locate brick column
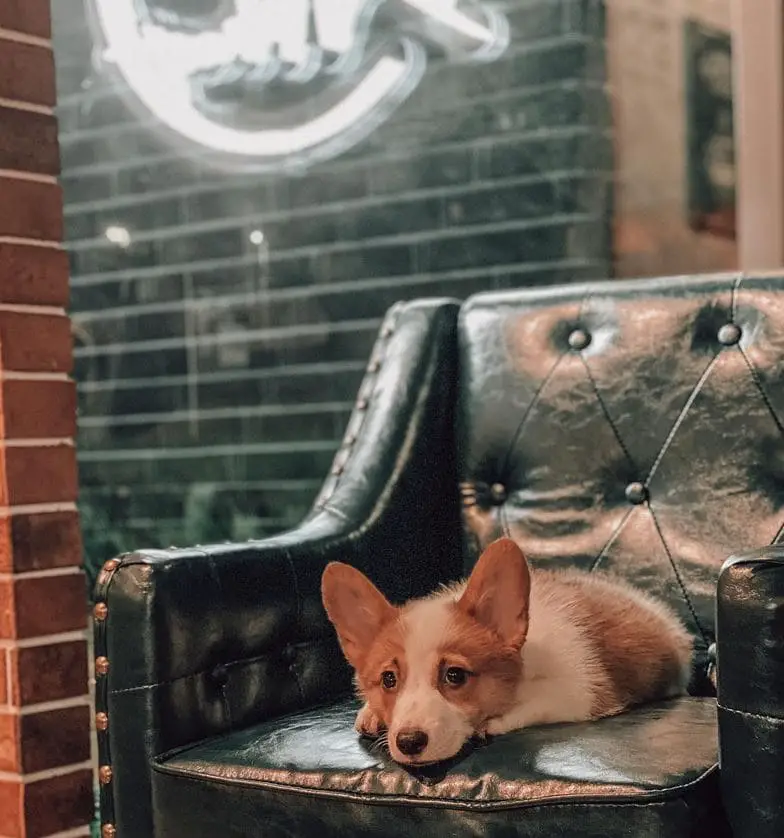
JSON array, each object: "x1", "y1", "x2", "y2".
[{"x1": 0, "y1": 3, "x2": 94, "y2": 837}]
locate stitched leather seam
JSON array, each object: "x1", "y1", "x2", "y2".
[
  {"x1": 717, "y1": 702, "x2": 784, "y2": 723},
  {"x1": 580, "y1": 306, "x2": 647, "y2": 573},
  {"x1": 579, "y1": 353, "x2": 638, "y2": 473},
  {"x1": 647, "y1": 504, "x2": 709, "y2": 644},
  {"x1": 108, "y1": 639, "x2": 332, "y2": 695},
  {"x1": 738, "y1": 344, "x2": 784, "y2": 436},
  {"x1": 481, "y1": 294, "x2": 588, "y2": 541},
  {"x1": 634, "y1": 347, "x2": 722, "y2": 647},
  {"x1": 773, "y1": 519, "x2": 784, "y2": 545},
  {"x1": 736, "y1": 274, "x2": 784, "y2": 552},
  {"x1": 646, "y1": 351, "x2": 720, "y2": 485},
  {"x1": 497, "y1": 293, "x2": 589, "y2": 480},
  {"x1": 499, "y1": 351, "x2": 566, "y2": 480},
  {"x1": 500, "y1": 493, "x2": 511, "y2": 539},
  {"x1": 590, "y1": 505, "x2": 635, "y2": 572},
  {"x1": 284, "y1": 549, "x2": 306, "y2": 705},
  {"x1": 151, "y1": 761, "x2": 718, "y2": 812},
  {"x1": 730, "y1": 272, "x2": 742, "y2": 321},
  {"x1": 207, "y1": 552, "x2": 234, "y2": 727},
  {"x1": 315, "y1": 305, "x2": 401, "y2": 510}
]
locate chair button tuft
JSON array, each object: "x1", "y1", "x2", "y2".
[
  {"x1": 625, "y1": 482, "x2": 647, "y2": 505},
  {"x1": 718, "y1": 323, "x2": 741, "y2": 346},
  {"x1": 568, "y1": 328, "x2": 591, "y2": 351},
  {"x1": 490, "y1": 483, "x2": 507, "y2": 505}
]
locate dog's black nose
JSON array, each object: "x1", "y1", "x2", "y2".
[{"x1": 396, "y1": 730, "x2": 428, "y2": 756}]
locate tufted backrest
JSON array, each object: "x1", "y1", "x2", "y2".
[{"x1": 456, "y1": 273, "x2": 784, "y2": 690}]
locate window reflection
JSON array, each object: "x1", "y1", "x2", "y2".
[{"x1": 52, "y1": 0, "x2": 735, "y2": 585}]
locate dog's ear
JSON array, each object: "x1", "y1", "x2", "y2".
[
  {"x1": 457, "y1": 538, "x2": 531, "y2": 650},
  {"x1": 321, "y1": 563, "x2": 396, "y2": 668}
]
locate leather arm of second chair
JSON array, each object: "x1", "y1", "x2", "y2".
[
  {"x1": 716, "y1": 546, "x2": 784, "y2": 838},
  {"x1": 92, "y1": 297, "x2": 466, "y2": 838}
]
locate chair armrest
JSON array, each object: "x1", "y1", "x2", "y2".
[
  {"x1": 717, "y1": 546, "x2": 784, "y2": 838},
  {"x1": 94, "y1": 298, "x2": 463, "y2": 838}
]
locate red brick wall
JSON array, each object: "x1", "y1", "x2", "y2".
[{"x1": 0, "y1": 2, "x2": 92, "y2": 836}]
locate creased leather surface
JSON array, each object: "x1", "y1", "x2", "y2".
[
  {"x1": 457, "y1": 273, "x2": 784, "y2": 691},
  {"x1": 94, "y1": 299, "x2": 464, "y2": 838},
  {"x1": 152, "y1": 698, "x2": 725, "y2": 838},
  {"x1": 717, "y1": 547, "x2": 784, "y2": 838},
  {"x1": 156, "y1": 697, "x2": 717, "y2": 802},
  {"x1": 154, "y1": 778, "x2": 728, "y2": 838}
]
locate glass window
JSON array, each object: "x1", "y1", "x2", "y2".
[{"x1": 51, "y1": 0, "x2": 736, "y2": 585}]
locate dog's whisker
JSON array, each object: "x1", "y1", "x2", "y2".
[{"x1": 370, "y1": 733, "x2": 390, "y2": 756}]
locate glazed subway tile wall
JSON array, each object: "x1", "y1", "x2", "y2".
[{"x1": 50, "y1": 0, "x2": 734, "y2": 587}]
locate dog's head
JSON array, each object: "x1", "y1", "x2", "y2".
[{"x1": 321, "y1": 538, "x2": 530, "y2": 764}]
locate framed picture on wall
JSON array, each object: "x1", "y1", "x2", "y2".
[{"x1": 685, "y1": 19, "x2": 736, "y2": 240}]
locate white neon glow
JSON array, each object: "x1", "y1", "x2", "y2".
[
  {"x1": 94, "y1": 0, "x2": 416, "y2": 158},
  {"x1": 104, "y1": 225, "x2": 131, "y2": 248},
  {"x1": 249, "y1": 229, "x2": 265, "y2": 245},
  {"x1": 90, "y1": 0, "x2": 507, "y2": 166},
  {"x1": 403, "y1": 0, "x2": 495, "y2": 45}
]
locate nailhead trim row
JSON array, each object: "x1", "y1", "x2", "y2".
[
  {"x1": 314, "y1": 307, "x2": 401, "y2": 510},
  {"x1": 93, "y1": 555, "x2": 128, "y2": 837}
]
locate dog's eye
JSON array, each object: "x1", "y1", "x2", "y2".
[
  {"x1": 381, "y1": 671, "x2": 397, "y2": 690},
  {"x1": 444, "y1": 666, "x2": 470, "y2": 687}
]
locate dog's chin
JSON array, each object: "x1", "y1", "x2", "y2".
[
  {"x1": 389, "y1": 733, "x2": 486, "y2": 768},
  {"x1": 388, "y1": 738, "x2": 485, "y2": 786},
  {"x1": 390, "y1": 753, "x2": 447, "y2": 767},
  {"x1": 395, "y1": 758, "x2": 427, "y2": 767},
  {"x1": 394, "y1": 756, "x2": 459, "y2": 770}
]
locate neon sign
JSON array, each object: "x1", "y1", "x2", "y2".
[{"x1": 88, "y1": 0, "x2": 508, "y2": 170}]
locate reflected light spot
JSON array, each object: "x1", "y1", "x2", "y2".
[{"x1": 105, "y1": 225, "x2": 131, "y2": 248}]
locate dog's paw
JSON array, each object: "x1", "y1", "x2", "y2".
[
  {"x1": 484, "y1": 715, "x2": 519, "y2": 737},
  {"x1": 355, "y1": 704, "x2": 385, "y2": 737}
]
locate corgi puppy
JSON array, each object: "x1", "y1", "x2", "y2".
[{"x1": 321, "y1": 537, "x2": 693, "y2": 766}]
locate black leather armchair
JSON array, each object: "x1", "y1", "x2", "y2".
[{"x1": 93, "y1": 274, "x2": 784, "y2": 838}]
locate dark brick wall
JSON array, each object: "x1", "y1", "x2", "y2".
[{"x1": 52, "y1": 0, "x2": 612, "y2": 582}]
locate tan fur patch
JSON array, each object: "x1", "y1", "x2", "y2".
[
  {"x1": 356, "y1": 613, "x2": 407, "y2": 730},
  {"x1": 536, "y1": 570, "x2": 693, "y2": 717},
  {"x1": 436, "y1": 604, "x2": 524, "y2": 728}
]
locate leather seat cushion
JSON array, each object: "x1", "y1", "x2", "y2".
[{"x1": 151, "y1": 696, "x2": 728, "y2": 837}]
